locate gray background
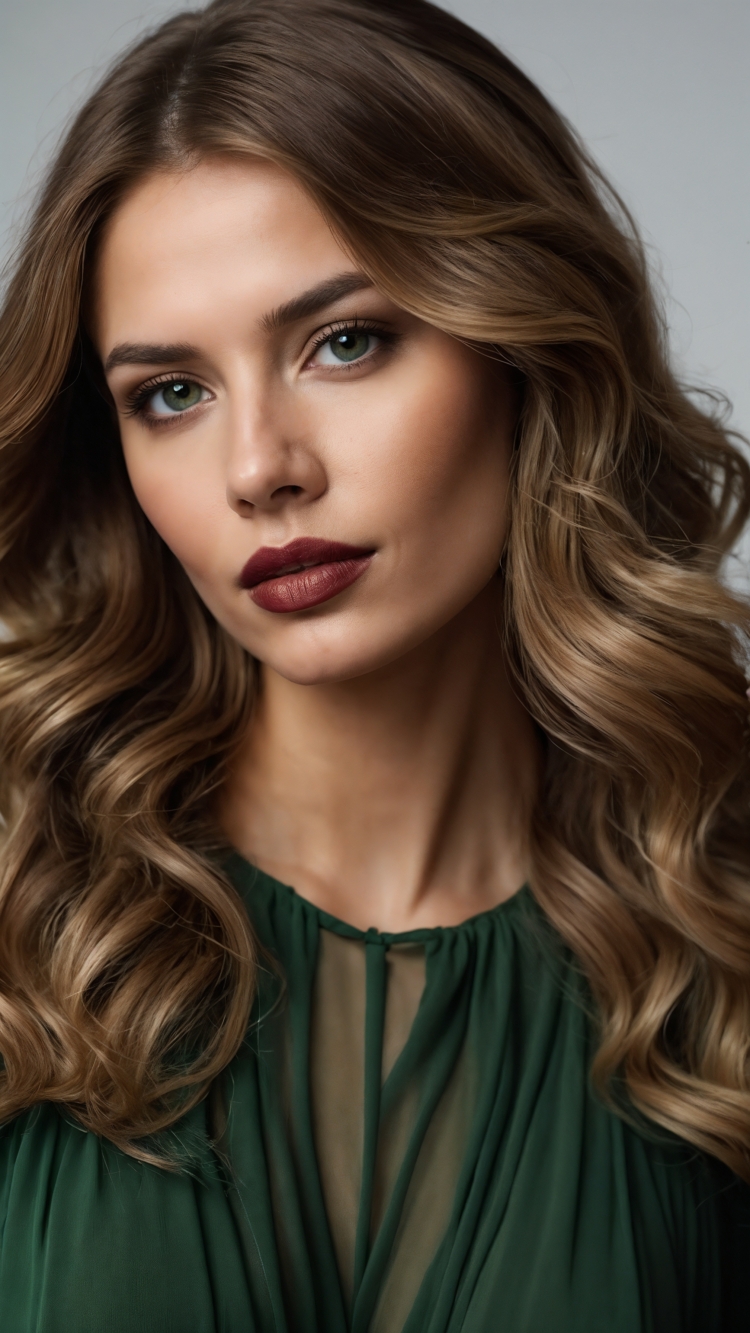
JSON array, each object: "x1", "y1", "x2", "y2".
[{"x1": 1, "y1": 0, "x2": 748, "y2": 579}]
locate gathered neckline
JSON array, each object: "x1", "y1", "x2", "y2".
[{"x1": 226, "y1": 849, "x2": 531, "y2": 944}]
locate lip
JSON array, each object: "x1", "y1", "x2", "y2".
[{"x1": 239, "y1": 537, "x2": 375, "y2": 613}]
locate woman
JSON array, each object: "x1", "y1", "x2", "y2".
[{"x1": 0, "y1": 0, "x2": 748, "y2": 1328}]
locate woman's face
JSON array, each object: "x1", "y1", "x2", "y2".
[{"x1": 93, "y1": 157, "x2": 515, "y2": 684}]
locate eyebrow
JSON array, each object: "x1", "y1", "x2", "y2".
[
  {"x1": 103, "y1": 272, "x2": 375, "y2": 373},
  {"x1": 103, "y1": 341, "x2": 199, "y2": 373},
  {"x1": 261, "y1": 271, "x2": 373, "y2": 332}
]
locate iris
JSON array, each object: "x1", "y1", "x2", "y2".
[
  {"x1": 155, "y1": 380, "x2": 203, "y2": 413},
  {"x1": 328, "y1": 330, "x2": 371, "y2": 362}
]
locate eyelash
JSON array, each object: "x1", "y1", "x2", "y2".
[
  {"x1": 122, "y1": 318, "x2": 396, "y2": 426},
  {"x1": 123, "y1": 376, "x2": 204, "y2": 422},
  {"x1": 306, "y1": 317, "x2": 395, "y2": 364}
]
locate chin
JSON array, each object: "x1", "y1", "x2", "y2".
[
  {"x1": 255, "y1": 640, "x2": 401, "y2": 687},
  {"x1": 228, "y1": 581, "x2": 502, "y2": 685},
  {"x1": 244, "y1": 615, "x2": 440, "y2": 686}
]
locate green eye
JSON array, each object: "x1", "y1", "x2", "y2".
[
  {"x1": 331, "y1": 331, "x2": 370, "y2": 362},
  {"x1": 152, "y1": 380, "x2": 204, "y2": 414},
  {"x1": 321, "y1": 330, "x2": 374, "y2": 364}
]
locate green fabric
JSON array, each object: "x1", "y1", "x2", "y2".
[{"x1": 0, "y1": 854, "x2": 747, "y2": 1332}]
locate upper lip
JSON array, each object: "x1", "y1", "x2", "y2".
[{"x1": 239, "y1": 537, "x2": 375, "y2": 589}]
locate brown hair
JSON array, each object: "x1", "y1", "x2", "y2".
[{"x1": 1, "y1": 0, "x2": 749, "y2": 1172}]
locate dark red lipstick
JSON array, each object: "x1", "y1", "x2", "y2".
[{"x1": 239, "y1": 537, "x2": 374, "y2": 613}]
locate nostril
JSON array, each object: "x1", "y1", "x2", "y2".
[{"x1": 271, "y1": 484, "x2": 303, "y2": 498}]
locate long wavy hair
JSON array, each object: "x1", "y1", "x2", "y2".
[{"x1": 0, "y1": 0, "x2": 749, "y2": 1172}]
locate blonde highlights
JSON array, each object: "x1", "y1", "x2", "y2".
[{"x1": 0, "y1": 0, "x2": 749, "y2": 1171}]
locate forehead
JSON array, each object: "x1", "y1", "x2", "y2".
[{"x1": 92, "y1": 157, "x2": 350, "y2": 347}]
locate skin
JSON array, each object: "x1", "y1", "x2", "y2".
[{"x1": 93, "y1": 156, "x2": 540, "y2": 932}]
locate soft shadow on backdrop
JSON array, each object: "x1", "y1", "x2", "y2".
[{"x1": 1, "y1": 0, "x2": 748, "y2": 584}]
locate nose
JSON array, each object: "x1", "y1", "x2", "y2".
[{"x1": 225, "y1": 381, "x2": 327, "y2": 514}]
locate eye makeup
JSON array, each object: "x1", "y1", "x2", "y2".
[{"x1": 119, "y1": 317, "x2": 399, "y2": 429}]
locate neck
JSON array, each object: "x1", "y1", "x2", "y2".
[{"x1": 219, "y1": 582, "x2": 540, "y2": 932}]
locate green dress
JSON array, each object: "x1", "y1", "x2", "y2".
[{"x1": 0, "y1": 854, "x2": 747, "y2": 1332}]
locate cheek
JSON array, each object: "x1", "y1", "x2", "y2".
[
  {"x1": 121, "y1": 434, "x2": 222, "y2": 576},
  {"x1": 367, "y1": 356, "x2": 512, "y2": 559}
]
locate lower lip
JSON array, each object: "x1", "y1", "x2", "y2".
[{"x1": 248, "y1": 556, "x2": 373, "y2": 613}]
